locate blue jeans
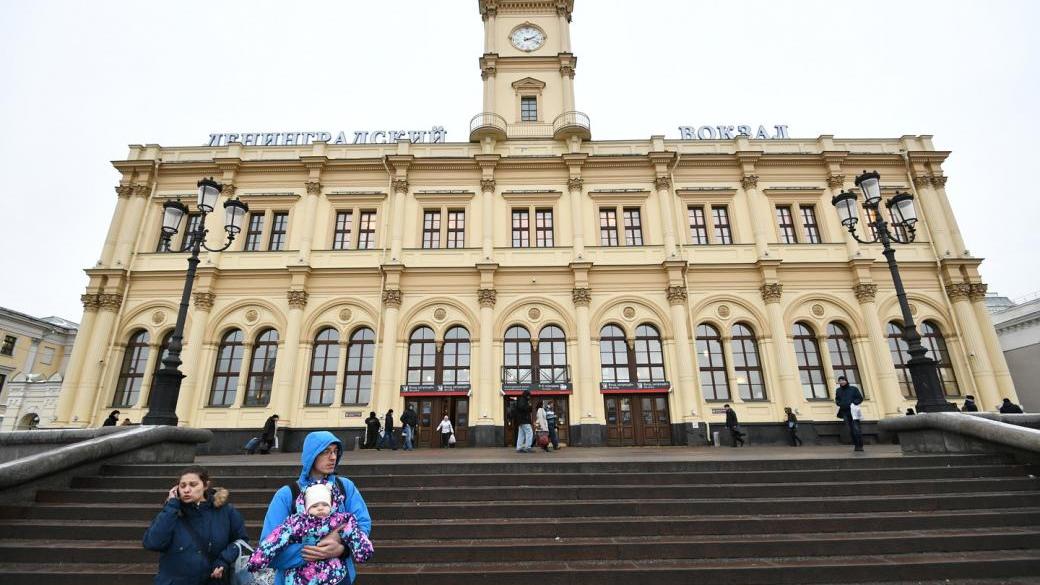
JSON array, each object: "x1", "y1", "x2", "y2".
[
  {"x1": 547, "y1": 424, "x2": 559, "y2": 449},
  {"x1": 402, "y1": 426, "x2": 414, "y2": 450},
  {"x1": 516, "y1": 423, "x2": 533, "y2": 451}
]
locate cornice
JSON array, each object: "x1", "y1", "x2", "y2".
[
  {"x1": 501, "y1": 190, "x2": 562, "y2": 202},
  {"x1": 907, "y1": 151, "x2": 952, "y2": 165},
  {"x1": 761, "y1": 186, "x2": 826, "y2": 197},
  {"x1": 675, "y1": 187, "x2": 738, "y2": 198},
  {"x1": 414, "y1": 190, "x2": 476, "y2": 202},
  {"x1": 325, "y1": 191, "x2": 387, "y2": 203}
]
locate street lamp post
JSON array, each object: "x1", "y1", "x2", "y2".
[
  {"x1": 831, "y1": 171, "x2": 957, "y2": 413},
  {"x1": 142, "y1": 178, "x2": 248, "y2": 425}
]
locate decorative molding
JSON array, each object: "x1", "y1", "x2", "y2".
[
  {"x1": 222, "y1": 184, "x2": 236, "y2": 198},
  {"x1": 654, "y1": 176, "x2": 673, "y2": 191},
  {"x1": 913, "y1": 175, "x2": 932, "y2": 188},
  {"x1": 759, "y1": 283, "x2": 783, "y2": 303},
  {"x1": 80, "y1": 294, "x2": 101, "y2": 312},
  {"x1": 741, "y1": 175, "x2": 759, "y2": 190},
  {"x1": 852, "y1": 283, "x2": 878, "y2": 304},
  {"x1": 827, "y1": 175, "x2": 846, "y2": 188},
  {"x1": 559, "y1": 64, "x2": 575, "y2": 78},
  {"x1": 305, "y1": 181, "x2": 322, "y2": 196},
  {"x1": 193, "y1": 292, "x2": 216, "y2": 311},
  {"x1": 391, "y1": 179, "x2": 409, "y2": 194},
  {"x1": 969, "y1": 283, "x2": 988, "y2": 303},
  {"x1": 287, "y1": 290, "x2": 309, "y2": 310},
  {"x1": 665, "y1": 285, "x2": 688, "y2": 305},
  {"x1": 481, "y1": 66, "x2": 496, "y2": 80},
  {"x1": 572, "y1": 287, "x2": 592, "y2": 307},
  {"x1": 382, "y1": 288, "x2": 403, "y2": 308},
  {"x1": 97, "y1": 293, "x2": 123, "y2": 312},
  {"x1": 567, "y1": 177, "x2": 583, "y2": 191},
  {"x1": 945, "y1": 282, "x2": 972, "y2": 301},
  {"x1": 131, "y1": 184, "x2": 151, "y2": 198},
  {"x1": 115, "y1": 185, "x2": 133, "y2": 198},
  {"x1": 501, "y1": 190, "x2": 562, "y2": 203},
  {"x1": 477, "y1": 288, "x2": 497, "y2": 308},
  {"x1": 931, "y1": 175, "x2": 948, "y2": 188},
  {"x1": 480, "y1": 178, "x2": 496, "y2": 193}
]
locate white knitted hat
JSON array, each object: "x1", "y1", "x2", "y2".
[{"x1": 304, "y1": 483, "x2": 332, "y2": 512}]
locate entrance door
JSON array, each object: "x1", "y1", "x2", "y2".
[
  {"x1": 405, "y1": 396, "x2": 469, "y2": 447},
  {"x1": 505, "y1": 396, "x2": 569, "y2": 447},
  {"x1": 604, "y1": 394, "x2": 671, "y2": 446}
]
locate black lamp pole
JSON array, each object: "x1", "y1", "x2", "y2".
[
  {"x1": 142, "y1": 179, "x2": 247, "y2": 426},
  {"x1": 832, "y1": 171, "x2": 956, "y2": 414}
]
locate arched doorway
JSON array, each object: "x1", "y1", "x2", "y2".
[{"x1": 16, "y1": 413, "x2": 40, "y2": 430}]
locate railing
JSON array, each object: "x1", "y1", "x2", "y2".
[
  {"x1": 552, "y1": 110, "x2": 591, "y2": 139},
  {"x1": 506, "y1": 122, "x2": 554, "y2": 139},
  {"x1": 469, "y1": 112, "x2": 507, "y2": 141}
]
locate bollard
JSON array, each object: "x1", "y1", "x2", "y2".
[
  {"x1": 713, "y1": 431, "x2": 721, "y2": 447},
  {"x1": 353, "y1": 436, "x2": 360, "y2": 451}
]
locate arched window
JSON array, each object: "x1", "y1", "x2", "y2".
[
  {"x1": 442, "y1": 326, "x2": 471, "y2": 385},
  {"x1": 209, "y1": 329, "x2": 244, "y2": 406},
  {"x1": 114, "y1": 330, "x2": 149, "y2": 407},
  {"x1": 887, "y1": 322, "x2": 913, "y2": 397},
  {"x1": 793, "y1": 322, "x2": 827, "y2": 399},
  {"x1": 307, "y1": 328, "x2": 340, "y2": 406},
  {"x1": 922, "y1": 320, "x2": 960, "y2": 397},
  {"x1": 696, "y1": 324, "x2": 729, "y2": 401},
  {"x1": 152, "y1": 330, "x2": 174, "y2": 376},
  {"x1": 343, "y1": 327, "x2": 375, "y2": 404},
  {"x1": 538, "y1": 325, "x2": 568, "y2": 383},
  {"x1": 634, "y1": 324, "x2": 666, "y2": 382},
  {"x1": 599, "y1": 324, "x2": 630, "y2": 383},
  {"x1": 731, "y1": 323, "x2": 766, "y2": 400},
  {"x1": 503, "y1": 325, "x2": 532, "y2": 384},
  {"x1": 244, "y1": 329, "x2": 278, "y2": 406},
  {"x1": 407, "y1": 326, "x2": 437, "y2": 385},
  {"x1": 826, "y1": 322, "x2": 861, "y2": 388}
]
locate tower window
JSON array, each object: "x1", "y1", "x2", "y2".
[{"x1": 521, "y1": 96, "x2": 538, "y2": 121}]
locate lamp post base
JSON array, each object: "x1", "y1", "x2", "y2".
[
  {"x1": 908, "y1": 357, "x2": 958, "y2": 413},
  {"x1": 142, "y1": 367, "x2": 184, "y2": 426}
]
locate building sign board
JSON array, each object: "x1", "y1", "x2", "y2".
[
  {"x1": 599, "y1": 381, "x2": 671, "y2": 393},
  {"x1": 678, "y1": 125, "x2": 790, "y2": 140},
  {"x1": 400, "y1": 383, "x2": 470, "y2": 396},
  {"x1": 501, "y1": 383, "x2": 573, "y2": 395},
  {"x1": 206, "y1": 127, "x2": 448, "y2": 147}
]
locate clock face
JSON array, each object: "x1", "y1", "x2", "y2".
[{"x1": 510, "y1": 25, "x2": 545, "y2": 52}]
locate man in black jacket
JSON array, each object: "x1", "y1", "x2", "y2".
[
  {"x1": 400, "y1": 405, "x2": 418, "y2": 451},
  {"x1": 364, "y1": 411, "x2": 380, "y2": 449},
  {"x1": 961, "y1": 395, "x2": 979, "y2": 412},
  {"x1": 999, "y1": 398, "x2": 1024, "y2": 414},
  {"x1": 835, "y1": 376, "x2": 864, "y2": 452},
  {"x1": 259, "y1": 414, "x2": 279, "y2": 454},
  {"x1": 378, "y1": 409, "x2": 397, "y2": 450},
  {"x1": 723, "y1": 404, "x2": 744, "y2": 447},
  {"x1": 514, "y1": 390, "x2": 534, "y2": 452}
]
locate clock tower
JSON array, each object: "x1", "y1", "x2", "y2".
[{"x1": 471, "y1": 0, "x2": 590, "y2": 144}]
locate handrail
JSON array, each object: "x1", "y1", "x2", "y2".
[
  {"x1": 878, "y1": 412, "x2": 1040, "y2": 454},
  {"x1": 552, "y1": 110, "x2": 591, "y2": 133},
  {"x1": 469, "y1": 112, "x2": 507, "y2": 134}
]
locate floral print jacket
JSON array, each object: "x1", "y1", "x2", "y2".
[{"x1": 248, "y1": 511, "x2": 373, "y2": 585}]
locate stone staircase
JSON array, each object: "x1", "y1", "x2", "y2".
[{"x1": 1, "y1": 453, "x2": 1039, "y2": 584}]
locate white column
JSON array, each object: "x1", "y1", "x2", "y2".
[
  {"x1": 176, "y1": 292, "x2": 215, "y2": 425},
  {"x1": 742, "y1": 176, "x2": 772, "y2": 258},
  {"x1": 477, "y1": 289, "x2": 496, "y2": 427},
  {"x1": 655, "y1": 177, "x2": 678, "y2": 256},
  {"x1": 761, "y1": 285, "x2": 802, "y2": 409},
  {"x1": 374, "y1": 290, "x2": 402, "y2": 416},
  {"x1": 568, "y1": 178, "x2": 585, "y2": 257},
  {"x1": 274, "y1": 291, "x2": 308, "y2": 421},
  {"x1": 21, "y1": 338, "x2": 41, "y2": 375},
  {"x1": 853, "y1": 284, "x2": 899, "y2": 416},
  {"x1": 571, "y1": 288, "x2": 601, "y2": 436},
  {"x1": 55, "y1": 295, "x2": 101, "y2": 424},
  {"x1": 913, "y1": 176, "x2": 955, "y2": 257},
  {"x1": 389, "y1": 181, "x2": 408, "y2": 260},
  {"x1": 481, "y1": 180, "x2": 495, "y2": 258},
  {"x1": 114, "y1": 185, "x2": 150, "y2": 266},
  {"x1": 100, "y1": 186, "x2": 133, "y2": 265},
  {"x1": 297, "y1": 182, "x2": 321, "y2": 260},
  {"x1": 969, "y1": 283, "x2": 1016, "y2": 400},
  {"x1": 70, "y1": 293, "x2": 123, "y2": 425},
  {"x1": 946, "y1": 283, "x2": 999, "y2": 409},
  {"x1": 667, "y1": 286, "x2": 696, "y2": 420}
]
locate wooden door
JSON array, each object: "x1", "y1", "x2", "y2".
[
  {"x1": 639, "y1": 395, "x2": 671, "y2": 446},
  {"x1": 451, "y1": 398, "x2": 469, "y2": 446},
  {"x1": 605, "y1": 396, "x2": 636, "y2": 446},
  {"x1": 405, "y1": 398, "x2": 437, "y2": 447}
]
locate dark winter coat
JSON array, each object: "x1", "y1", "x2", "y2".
[
  {"x1": 384, "y1": 412, "x2": 395, "y2": 432},
  {"x1": 102, "y1": 414, "x2": 119, "y2": 426},
  {"x1": 835, "y1": 384, "x2": 864, "y2": 418},
  {"x1": 400, "y1": 409, "x2": 418, "y2": 428},
  {"x1": 786, "y1": 412, "x2": 798, "y2": 427},
  {"x1": 1000, "y1": 401, "x2": 1024, "y2": 414},
  {"x1": 962, "y1": 399, "x2": 979, "y2": 412},
  {"x1": 514, "y1": 395, "x2": 532, "y2": 425},
  {"x1": 143, "y1": 487, "x2": 247, "y2": 585},
  {"x1": 725, "y1": 409, "x2": 739, "y2": 430},
  {"x1": 261, "y1": 416, "x2": 278, "y2": 442}
]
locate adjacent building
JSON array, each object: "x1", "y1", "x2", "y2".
[
  {"x1": 0, "y1": 307, "x2": 77, "y2": 431},
  {"x1": 988, "y1": 293, "x2": 1040, "y2": 412},
  {"x1": 52, "y1": 0, "x2": 1017, "y2": 446}
]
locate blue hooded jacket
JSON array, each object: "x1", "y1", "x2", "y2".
[{"x1": 260, "y1": 431, "x2": 372, "y2": 585}]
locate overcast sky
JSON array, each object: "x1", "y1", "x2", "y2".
[{"x1": 2, "y1": 0, "x2": 1037, "y2": 323}]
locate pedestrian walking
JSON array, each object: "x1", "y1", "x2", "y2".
[
  {"x1": 143, "y1": 465, "x2": 247, "y2": 585},
  {"x1": 784, "y1": 407, "x2": 802, "y2": 446},
  {"x1": 400, "y1": 405, "x2": 418, "y2": 451},
  {"x1": 544, "y1": 401, "x2": 560, "y2": 450},
  {"x1": 377, "y1": 409, "x2": 397, "y2": 450},
  {"x1": 364, "y1": 412, "x2": 380, "y2": 449},
  {"x1": 259, "y1": 414, "x2": 279, "y2": 454},
  {"x1": 435, "y1": 415, "x2": 454, "y2": 448},
  {"x1": 999, "y1": 398, "x2": 1024, "y2": 414},
  {"x1": 723, "y1": 404, "x2": 745, "y2": 447},
  {"x1": 259, "y1": 431, "x2": 372, "y2": 585},
  {"x1": 961, "y1": 395, "x2": 979, "y2": 412},
  {"x1": 534, "y1": 400, "x2": 552, "y2": 452},
  {"x1": 835, "y1": 375, "x2": 865, "y2": 452},
  {"x1": 514, "y1": 390, "x2": 534, "y2": 453},
  {"x1": 102, "y1": 409, "x2": 120, "y2": 427}
]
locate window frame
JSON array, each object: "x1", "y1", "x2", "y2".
[
  {"x1": 503, "y1": 325, "x2": 533, "y2": 384},
  {"x1": 0, "y1": 335, "x2": 15, "y2": 356},
  {"x1": 598, "y1": 324, "x2": 630, "y2": 384},
  {"x1": 695, "y1": 323, "x2": 730, "y2": 401},
  {"x1": 209, "y1": 329, "x2": 245, "y2": 407},
  {"x1": 113, "y1": 330, "x2": 150, "y2": 408},
  {"x1": 520, "y1": 96, "x2": 538, "y2": 122},
  {"x1": 446, "y1": 209, "x2": 466, "y2": 249},
  {"x1": 688, "y1": 206, "x2": 709, "y2": 245},
  {"x1": 332, "y1": 211, "x2": 353, "y2": 250},
  {"x1": 422, "y1": 209, "x2": 442, "y2": 249},
  {"x1": 535, "y1": 208, "x2": 554, "y2": 247},
  {"x1": 267, "y1": 212, "x2": 289, "y2": 251},
  {"x1": 357, "y1": 210, "x2": 377, "y2": 249},
  {"x1": 307, "y1": 328, "x2": 340, "y2": 406},
  {"x1": 799, "y1": 204, "x2": 821, "y2": 244},
  {"x1": 244, "y1": 329, "x2": 279, "y2": 407},
  {"x1": 343, "y1": 327, "x2": 375, "y2": 405},
  {"x1": 441, "y1": 326, "x2": 471, "y2": 385},
  {"x1": 826, "y1": 322, "x2": 861, "y2": 389},
  {"x1": 243, "y1": 213, "x2": 265, "y2": 251},
  {"x1": 712, "y1": 205, "x2": 733, "y2": 244},
  {"x1": 623, "y1": 207, "x2": 644, "y2": 246},
  {"x1": 793, "y1": 322, "x2": 828, "y2": 400},
  {"x1": 731, "y1": 322, "x2": 767, "y2": 401},
  {"x1": 511, "y1": 209, "x2": 531, "y2": 248},
  {"x1": 921, "y1": 320, "x2": 960, "y2": 397},
  {"x1": 407, "y1": 326, "x2": 438, "y2": 385},
  {"x1": 776, "y1": 205, "x2": 798, "y2": 244},
  {"x1": 599, "y1": 208, "x2": 619, "y2": 246}
]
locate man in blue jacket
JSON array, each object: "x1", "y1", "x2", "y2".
[{"x1": 261, "y1": 431, "x2": 372, "y2": 585}]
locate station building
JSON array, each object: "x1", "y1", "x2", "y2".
[{"x1": 52, "y1": 0, "x2": 1017, "y2": 448}]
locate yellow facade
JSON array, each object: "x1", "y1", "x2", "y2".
[{"x1": 53, "y1": 0, "x2": 1016, "y2": 446}]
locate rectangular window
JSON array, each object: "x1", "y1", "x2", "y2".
[
  {"x1": 535, "y1": 208, "x2": 554, "y2": 247},
  {"x1": 268, "y1": 212, "x2": 288, "y2": 251},
  {"x1": 357, "y1": 211, "x2": 377, "y2": 249},
  {"x1": 447, "y1": 209, "x2": 465, "y2": 249},
  {"x1": 181, "y1": 213, "x2": 202, "y2": 251},
  {"x1": 422, "y1": 209, "x2": 441, "y2": 249},
  {"x1": 599, "y1": 208, "x2": 619, "y2": 246},
  {"x1": 688, "y1": 206, "x2": 708, "y2": 245},
  {"x1": 1, "y1": 335, "x2": 15, "y2": 356},
  {"x1": 244, "y1": 213, "x2": 264, "y2": 251},
  {"x1": 623, "y1": 208, "x2": 643, "y2": 246},
  {"x1": 712, "y1": 205, "x2": 732, "y2": 244},
  {"x1": 776, "y1": 205, "x2": 797, "y2": 244},
  {"x1": 40, "y1": 347, "x2": 55, "y2": 365},
  {"x1": 512, "y1": 209, "x2": 530, "y2": 248},
  {"x1": 520, "y1": 96, "x2": 538, "y2": 121},
  {"x1": 332, "y1": 211, "x2": 353, "y2": 250},
  {"x1": 800, "y1": 205, "x2": 821, "y2": 244}
]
